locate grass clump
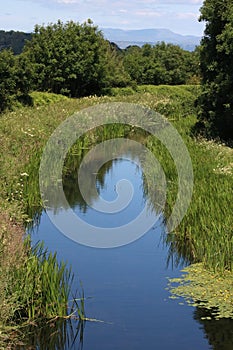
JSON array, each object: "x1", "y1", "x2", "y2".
[
  {"x1": 30, "y1": 91, "x2": 69, "y2": 106},
  {"x1": 0, "y1": 239, "x2": 72, "y2": 324},
  {"x1": 107, "y1": 86, "x2": 136, "y2": 96},
  {"x1": 165, "y1": 134, "x2": 233, "y2": 273},
  {"x1": 0, "y1": 93, "x2": 88, "y2": 347}
]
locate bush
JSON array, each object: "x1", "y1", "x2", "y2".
[
  {"x1": 0, "y1": 50, "x2": 16, "y2": 112},
  {"x1": 196, "y1": 0, "x2": 233, "y2": 141}
]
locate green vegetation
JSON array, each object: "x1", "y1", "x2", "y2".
[
  {"x1": 0, "y1": 97, "x2": 88, "y2": 348},
  {"x1": 123, "y1": 42, "x2": 200, "y2": 85},
  {"x1": 0, "y1": 86, "x2": 232, "y2": 341},
  {"x1": 164, "y1": 135, "x2": 233, "y2": 272},
  {"x1": 22, "y1": 20, "x2": 130, "y2": 97},
  {"x1": 197, "y1": 0, "x2": 233, "y2": 140},
  {"x1": 0, "y1": 2, "x2": 232, "y2": 345},
  {"x1": 30, "y1": 91, "x2": 69, "y2": 106},
  {"x1": 0, "y1": 20, "x2": 200, "y2": 114},
  {"x1": 168, "y1": 264, "x2": 233, "y2": 320},
  {"x1": 0, "y1": 240, "x2": 72, "y2": 322},
  {"x1": 0, "y1": 49, "x2": 33, "y2": 111}
]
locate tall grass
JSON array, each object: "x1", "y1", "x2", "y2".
[
  {"x1": 0, "y1": 236, "x2": 86, "y2": 348},
  {"x1": 1, "y1": 85, "x2": 231, "y2": 274},
  {"x1": 3, "y1": 239, "x2": 72, "y2": 322},
  {"x1": 162, "y1": 119, "x2": 233, "y2": 273},
  {"x1": 0, "y1": 85, "x2": 232, "y2": 343}
]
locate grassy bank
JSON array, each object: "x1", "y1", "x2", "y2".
[
  {"x1": 0, "y1": 92, "x2": 85, "y2": 347},
  {"x1": 0, "y1": 85, "x2": 232, "y2": 345}
]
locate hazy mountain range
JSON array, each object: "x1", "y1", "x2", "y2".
[
  {"x1": 0, "y1": 28, "x2": 201, "y2": 54},
  {"x1": 102, "y1": 28, "x2": 201, "y2": 51}
]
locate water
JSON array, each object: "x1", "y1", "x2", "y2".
[{"x1": 28, "y1": 154, "x2": 232, "y2": 349}]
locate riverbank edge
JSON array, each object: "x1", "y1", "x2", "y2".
[
  {"x1": 0, "y1": 86, "x2": 232, "y2": 346},
  {"x1": 0, "y1": 93, "x2": 76, "y2": 347}
]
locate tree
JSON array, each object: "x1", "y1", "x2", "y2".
[
  {"x1": 123, "y1": 42, "x2": 199, "y2": 86},
  {"x1": 23, "y1": 20, "x2": 129, "y2": 97},
  {"x1": 100, "y1": 41, "x2": 131, "y2": 90},
  {"x1": 197, "y1": 0, "x2": 233, "y2": 140},
  {"x1": 123, "y1": 45, "x2": 144, "y2": 84},
  {"x1": 0, "y1": 50, "x2": 16, "y2": 111},
  {"x1": 0, "y1": 49, "x2": 33, "y2": 112}
]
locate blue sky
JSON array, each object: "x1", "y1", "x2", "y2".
[{"x1": 1, "y1": 0, "x2": 205, "y2": 36}]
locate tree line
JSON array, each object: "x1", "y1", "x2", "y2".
[
  {"x1": 0, "y1": 20, "x2": 199, "y2": 111},
  {"x1": 1, "y1": 5, "x2": 232, "y2": 141},
  {"x1": 0, "y1": 30, "x2": 32, "y2": 55}
]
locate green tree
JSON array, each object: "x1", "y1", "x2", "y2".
[
  {"x1": 23, "y1": 20, "x2": 129, "y2": 97},
  {"x1": 0, "y1": 50, "x2": 16, "y2": 111},
  {"x1": 197, "y1": 0, "x2": 233, "y2": 140},
  {"x1": 14, "y1": 53, "x2": 34, "y2": 105},
  {"x1": 123, "y1": 45, "x2": 144, "y2": 84},
  {"x1": 100, "y1": 41, "x2": 131, "y2": 90},
  {"x1": 0, "y1": 49, "x2": 33, "y2": 112},
  {"x1": 123, "y1": 42, "x2": 199, "y2": 86}
]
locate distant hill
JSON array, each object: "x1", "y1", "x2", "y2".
[
  {"x1": 0, "y1": 30, "x2": 32, "y2": 54},
  {"x1": 101, "y1": 28, "x2": 201, "y2": 51},
  {"x1": 0, "y1": 28, "x2": 201, "y2": 55}
]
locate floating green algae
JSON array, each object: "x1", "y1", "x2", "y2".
[{"x1": 168, "y1": 263, "x2": 233, "y2": 320}]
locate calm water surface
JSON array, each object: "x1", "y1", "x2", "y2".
[{"x1": 29, "y1": 155, "x2": 232, "y2": 350}]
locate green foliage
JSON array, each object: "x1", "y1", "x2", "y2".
[
  {"x1": 0, "y1": 237, "x2": 86, "y2": 348},
  {"x1": 0, "y1": 50, "x2": 16, "y2": 111},
  {"x1": 0, "y1": 21, "x2": 201, "y2": 108},
  {"x1": 0, "y1": 85, "x2": 232, "y2": 344},
  {"x1": 0, "y1": 49, "x2": 33, "y2": 112},
  {"x1": 136, "y1": 84, "x2": 201, "y2": 117},
  {"x1": 100, "y1": 42, "x2": 131, "y2": 90},
  {"x1": 123, "y1": 42, "x2": 200, "y2": 86},
  {"x1": 147, "y1": 113, "x2": 233, "y2": 273},
  {"x1": 197, "y1": 0, "x2": 233, "y2": 140},
  {"x1": 108, "y1": 86, "x2": 136, "y2": 96},
  {"x1": 23, "y1": 20, "x2": 129, "y2": 97},
  {"x1": 30, "y1": 91, "x2": 69, "y2": 106},
  {"x1": 3, "y1": 240, "x2": 73, "y2": 322}
]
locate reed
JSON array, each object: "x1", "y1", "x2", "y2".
[{"x1": 4, "y1": 239, "x2": 71, "y2": 322}]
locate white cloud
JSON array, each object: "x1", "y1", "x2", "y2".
[
  {"x1": 8, "y1": 0, "x2": 204, "y2": 36},
  {"x1": 57, "y1": 0, "x2": 77, "y2": 3},
  {"x1": 136, "y1": 0, "x2": 202, "y2": 4},
  {"x1": 33, "y1": 0, "x2": 203, "y2": 6},
  {"x1": 134, "y1": 10, "x2": 163, "y2": 17},
  {"x1": 176, "y1": 12, "x2": 199, "y2": 20}
]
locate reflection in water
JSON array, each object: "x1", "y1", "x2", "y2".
[
  {"x1": 194, "y1": 308, "x2": 233, "y2": 350},
  {"x1": 17, "y1": 318, "x2": 85, "y2": 350},
  {"x1": 25, "y1": 128, "x2": 233, "y2": 349},
  {"x1": 164, "y1": 231, "x2": 197, "y2": 268}
]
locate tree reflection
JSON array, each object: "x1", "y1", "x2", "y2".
[
  {"x1": 194, "y1": 307, "x2": 233, "y2": 350},
  {"x1": 17, "y1": 318, "x2": 85, "y2": 350},
  {"x1": 25, "y1": 126, "x2": 233, "y2": 349}
]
